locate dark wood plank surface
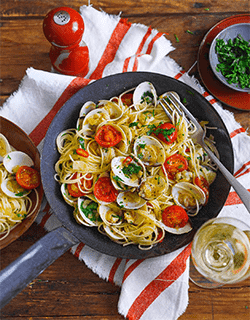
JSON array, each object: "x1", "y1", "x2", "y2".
[{"x1": 1, "y1": 1, "x2": 250, "y2": 319}]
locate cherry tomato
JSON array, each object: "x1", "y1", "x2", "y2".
[
  {"x1": 94, "y1": 176, "x2": 118, "y2": 203},
  {"x1": 154, "y1": 123, "x2": 177, "y2": 145},
  {"x1": 162, "y1": 205, "x2": 189, "y2": 228},
  {"x1": 76, "y1": 148, "x2": 89, "y2": 157},
  {"x1": 67, "y1": 173, "x2": 92, "y2": 198},
  {"x1": 95, "y1": 125, "x2": 122, "y2": 148},
  {"x1": 121, "y1": 93, "x2": 133, "y2": 106},
  {"x1": 16, "y1": 166, "x2": 41, "y2": 190},
  {"x1": 156, "y1": 229, "x2": 164, "y2": 243},
  {"x1": 163, "y1": 153, "x2": 188, "y2": 178},
  {"x1": 194, "y1": 176, "x2": 209, "y2": 204}
]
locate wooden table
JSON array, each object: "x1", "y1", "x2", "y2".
[{"x1": 1, "y1": 1, "x2": 249, "y2": 319}]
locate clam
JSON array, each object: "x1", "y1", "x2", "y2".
[
  {"x1": 172, "y1": 182, "x2": 206, "y2": 214},
  {"x1": 102, "y1": 224, "x2": 126, "y2": 242},
  {"x1": 80, "y1": 108, "x2": 110, "y2": 135},
  {"x1": 133, "y1": 82, "x2": 157, "y2": 107},
  {"x1": 161, "y1": 220, "x2": 192, "y2": 235},
  {"x1": 3, "y1": 151, "x2": 34, "y2": 174},
  {"x1": 76, "y1": 101, "x2": 96, "y2": 130},
  {"x1": 98, "y1": 204, "x2": 123, "y2": 226},
  {"x1": 1, "y1": 177, "x2": 31, "y2": 198},
  {"x1": 110, "y1": 172, "x2": 131, "y2": 191},
  {"x1": 200, "y1": 166, "x2": 217, "y2": 185},
  {"x1": 133, "y1": 135, "x2": 166, "y2": 166},
  {"x1": 61, "y1": 183, "x2": 77, "y2": 207},
  {"x1": 116, "y1": 191, "x2": 146, "y2": 209},
  {"x1": 98, "y1": 101, "x2": 123, "y2": 121},
  {"x1": 111, "y1": 156, "x2": 146, "y2": 188},
  {"x1": 0, "y1": 133, "x2": 12, "y2": 161},
  {"x1": 77, "y1": 196, "x2": 101, "y2": 227},
  {"x1": 138, "y1": 175, "x2": 166, "y2": 201}
]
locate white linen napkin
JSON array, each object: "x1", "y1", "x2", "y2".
[{"x1": 1, "y1": 5, "x2": 249, "y2": 320}]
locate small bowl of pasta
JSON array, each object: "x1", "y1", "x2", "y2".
[{"x1": 0, "y1": 117, "x2": 43, "y2": 249}]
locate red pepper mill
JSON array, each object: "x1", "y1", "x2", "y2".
[{"x1": 43, "y1": 7, "x2": 89, "y2": 77}]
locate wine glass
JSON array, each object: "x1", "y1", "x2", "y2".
[{"x1": 189, "y1": 217, "x2": 250, "y2": 288}]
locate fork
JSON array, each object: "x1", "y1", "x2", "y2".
[{"x1": 159, "y1": 92, "x2": 250, "y2": 213}]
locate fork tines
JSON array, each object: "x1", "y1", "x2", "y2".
[{"x1": 159, "y1": 92, "x2": 183, "y2": 122}]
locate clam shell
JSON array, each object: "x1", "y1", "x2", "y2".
[
  {"x1": 3, "y1": 151, "x2": 34, "y2": 174},
  {"x1": 116, "y1": 191, "x2": 146, "y2": 209},
  {"x1": 133, "y1": 82, "x2": 157, "y2": 107},
  {"x1": 0, "y1": 133, "x2": 12, "y2": 161},
  {"x1": 1, "y1": 177, "x2": 31, "y2": 198},
  {"x1": 172, "y1": 182, "x2": 206, "y2": 211},
  {"x1": 111, "y1": 156, "x2": 145, "y2": 187},
  {"x1": 77, "y1": 197, "x2": 100, "y2": 227},
  {"x1": 138, "y1": 175, "x2": 166, "y2": 201},
  {"x1": 98, "y1": 101, "x2": 123, "y2": 121},
  {"x1": 61, "y1": 183, "x2": 77, "y2": 207},
  {"x1": 76, "y1": 101, "x2": 96, "y2": 130},
  {"x1": 160, "y1": 221, "x2": 192, "y2": 235},
  {"x1": 133, "y1": 135, "x2": 166, "y2": 166},
  {"x1": 200, "y1": 166, "x2": 217, "y2": 185},
  {"x1": 81, "y1": 108, "x2": 110, "y2": 135},
  {"x1": 98, "y1": 204, "x2": 122, "y2": 226}
]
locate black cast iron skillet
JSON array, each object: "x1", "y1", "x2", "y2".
[{"x1": 0, "y1": 72, "x2": 234, "y2": 308}]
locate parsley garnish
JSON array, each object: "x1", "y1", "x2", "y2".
[
  {"x1": 215, "y1": 34, "x2": 250, "y2": 89},
  {"x1": 122, "y1": 163, "x2": 142, "y2": 177},
  {"x1": 129, "y1": 122, "x2": 139, "y2": 128},
  {"x1": 80, "y1": 201, "x2": 101, "y2": 222}
]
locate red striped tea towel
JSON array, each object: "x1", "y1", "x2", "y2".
[{"x1": 1, "y1": 5, "x2": 249, "y2": 320}]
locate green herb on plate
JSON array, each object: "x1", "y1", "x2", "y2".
[{"x1": 215, "y1": 34, "x2": 250, "y2": 89}]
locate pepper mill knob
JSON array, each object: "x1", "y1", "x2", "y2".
[{"x1": 43, "y1": 7, "x2": 89, "y2": 77}]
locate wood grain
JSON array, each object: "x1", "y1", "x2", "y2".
[{"x1": 0, "y1": 1, "x2": 250, "y2": 319}]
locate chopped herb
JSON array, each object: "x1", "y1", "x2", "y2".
[
  {"x1": 186, "y1": 30, "x2": 194, "y2": 35},
  {"x1": 80, "y1": 201, "x2": 101, "y2": 222},
  {"x1": 182, "y1": 97, "x2": 187, "y2": 104},
  {"x1": 215, "y1": 34, "x2": 250, "y2": 89},
  {"x1": 154, "y1": 126, "x2": 176, "y2": 142},
  {"x1": 138, "y1": 143, "x2": 146, "y2": 149},
  {"x1": 174, "y1": 34, "x2": 179, "y2": 43},
  {"x1": 187, "y1": 90, "x2": 194, "y2": 95},
  {"x1": 129, "y1": 122, "x2": 139, "y2": 128},
  {"x1": 204, "y1": 8, "x2": 210, "y2": 11},
  {"x1": 122, "y1": 163, "x2": 142, "y2": 178}
]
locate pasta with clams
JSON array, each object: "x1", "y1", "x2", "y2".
[{"x1": 55, "y1": 82, "x2": 217, "y2": 249}]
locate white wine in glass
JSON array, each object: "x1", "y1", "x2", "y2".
[{"x1": 190, "y1": 217, "x2": 250, "y2": 288}]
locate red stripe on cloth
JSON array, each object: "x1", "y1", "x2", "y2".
[
  {"x1": 209, "y1": 98, "x2": 217, "y2": 104},
  {"x1": 108, "y1": 258, "x2": 123, "y2": 283},
  {"x1": 234, "y1": 160, "x2": 250, "y2": 177},
  {"x1": 122, "y1": 259, "x2": 144, "y2": 283},
  {"x1": 132, "y1": 27, "x2": 152, "y2": 71},
  {"x1": 224, "y1": 191, "x2": 246, "y2": 206},
  {"x1": 29, "y1": 77, "x2": 91, "y2": 147},
  {"x1": 174, "y1": 71, "x2": 185, "y2": 80},
  {"x1": 74, "y1": 242, "x2": 85, "y2": 259},
  {"x1": 230, "y1": 127, "x2": 246, "y2": 138},
  {"x1": 235, "y1": 168, "x2": 250, "y2": 179},
  {"x1": 202, "y1": 92, "x2": 210, "y2": 98},
  {"x1": 89, "y1": 18, "x2": 132, "y2": 80},
  {"x1": 145, "y1": 32, "x2": 163, "y2": 54},
  {"x1": 123, "y1": 57, "x2": 130, "y2": 73},
  {"x1": 126, "y1": 243, "x2": 192, "y2": 320}
]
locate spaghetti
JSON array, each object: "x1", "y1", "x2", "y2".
[{"x1": 55, "y1": 82, "x2": 217, "y2": 249}]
